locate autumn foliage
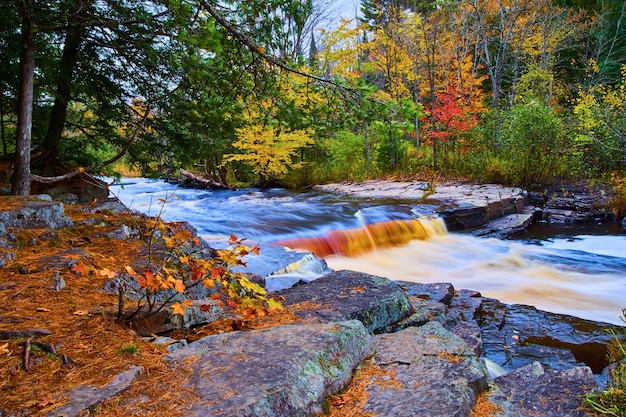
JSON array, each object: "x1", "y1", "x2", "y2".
[{"x1": 111, "y1": 198, "x2": 282, "y2": 321}]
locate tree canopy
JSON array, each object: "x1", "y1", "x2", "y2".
[{"x1": 1, "y1": 0, "x2": 625, "y2": 193}]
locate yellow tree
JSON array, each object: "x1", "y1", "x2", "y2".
[
  {"x1": 223, "y1": 122, "x2": 314, "y2": 187},
  {"x1": 367, "y1": 7, "x2": 414, "y2": 101},
  {"x1": 318, "y1": 18, "x2": 365, "y2": 84}
]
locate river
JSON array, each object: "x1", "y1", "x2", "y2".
[{"x1": 109, "y1": 178, "x2": 626, "y2": 325}]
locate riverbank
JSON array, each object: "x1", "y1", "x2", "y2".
[{"x1": 0, "y1": 181, "x2": 623, "y2": 416}]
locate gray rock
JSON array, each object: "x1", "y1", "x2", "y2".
[
  {"x1": 480, "y1": 298, "x2": 621, "y2": 375},
  {"x1": 165, "y1": 320, "x2": 373, "y2": 417},
  {"x1": 490, "y1": 362, "x2": 598, "y2": 417},
  {"x1": 278, "y1": 270, "x2": 414, "y2": 333},
  {"x1": 129, "y1": 299, "x2": 224, "y2": 336},
  {"x1": 106, "y1": 224, "x2": 137, "y2": 240},
  {"x1": 364, "y1": 321, "x2": 489, "y2": 417},
  {"x1": 0, "y1": 199, "x2": 73, "y2": 229},
  {"x1": 47, "y1": 366, "x2": 143, "y2": 417},
  {"x1": 473, "y1": 209, "x2": 535, "y2": 238},
  {"x1": 0, "y1": 251, "x2": 16, "y2": 268},
  {"x1": 396, "y1": 281, "x2": 455, "y2": 305},
  {"x1": 145, "y1": 336, "x2": 189, "y2": 353}
]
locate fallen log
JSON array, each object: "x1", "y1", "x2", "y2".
[
  {"x1": 0, "y1": 329, "x2": 53, "y2": 340},
  {"x1": 178, "y1": 169, "x2": 233, "y2": 190}
]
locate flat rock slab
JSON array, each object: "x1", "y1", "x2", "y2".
[
  {"x1": 315, "y1": 180, "x2": 431, "y2": 199},
  {"x1": 480, "y1": 298, "x2": 621, "y2": 374},
  {"x1": 491, "y1": 362, "x2": 598, "y2": 417},
  {"x1": 315, "y1": 181, "x2": 525, "y2": 209},
  {"x1": 316, "y1": 181, "x2": 527, "y2": 230},
  {"x1": 0, "y1": 197, "x2": 73, "y2": 229},
  {"x1": 165, "y1": 320, "x2": 373, "y2": 417},
  {"x1": 277, "y1": 270, "x2": 414, "y2": 333},
  {"x1": 364, "y1": 321, "x2": 489, "y2": 417},
  {"x1": 473, "y1": 210, "x2": 535, "y2": 238},
  {"x1": 48, "y1": 366, "x2": 143, "y2": 417}
]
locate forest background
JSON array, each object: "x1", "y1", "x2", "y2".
[{"x1": 1, "y1": 0, "x2": 626, "y2": 200}]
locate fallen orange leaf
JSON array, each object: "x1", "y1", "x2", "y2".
[{"x1": 72, "y1": 310, "x2": 89, "y2": 316}]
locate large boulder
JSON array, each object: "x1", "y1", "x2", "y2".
[
  {"x1": 364, "y1": 321, "x2": 490, "y2": 417},
  {"x1": 0, "y1": 196, "x2": 73, "y2": 229},
  {"x1": 165, "y1": 320, "x2": 373, "y2": 417},
  {"x1": 489, "y1": 362, "x2": 598, "y2": 417},
  {"x1": 278, "y1": 270, "x2": 414, "y2": 333}
]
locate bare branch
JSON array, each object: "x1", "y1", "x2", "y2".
[{"x1": 199, "y1": 0, "x2": 351, "y2": 91}]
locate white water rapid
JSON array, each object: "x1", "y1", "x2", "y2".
[{"x1": 109, "y1": 178, "x2": 626, "y2": 325}]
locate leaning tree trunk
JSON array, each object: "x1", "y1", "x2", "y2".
[
  {"x1": 39, "y1": 10, "x2": 85, "y2": 171},
  {"x1": 12, "y1": 0, "x2": 36, "y2": 195}
]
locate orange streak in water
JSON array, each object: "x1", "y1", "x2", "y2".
[{"x1": 272, "y1": 218, "x2": 447, "y2": 257}]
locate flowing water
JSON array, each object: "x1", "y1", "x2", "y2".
[{"x1": 109, "y1": 178, "x2": 626, "y2": 325}]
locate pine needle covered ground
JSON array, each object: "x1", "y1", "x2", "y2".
[{"x1": 0, "y1": 200, "x2": 300, "y2": 416}]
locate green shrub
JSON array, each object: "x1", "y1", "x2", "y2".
[
  {"x1": 584, "y1": 309, "x2": 626, "y2": 416},
  {"x1": 464, "y1": 102, "x2": 573, "y2": 186}
]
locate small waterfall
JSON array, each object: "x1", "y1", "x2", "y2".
[
  {"x1": 272, "y1": 216, "x2": 448, "y2": 257},
  {"x1": 269, "y1": 253, "x2": 330, "y2": 276},
  {"x1": 265, "y1": 253, "x2": 332, "y2": 292}
]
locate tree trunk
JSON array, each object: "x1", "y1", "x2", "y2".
[
  {"x1": 1, "y1": 91, "x2": 7, "y2": 155},
  {"x1": 363, "y1": 120, "x2": 370, "y2": 168},
  {"x1": 12, "y1": 0, "x2": 36, "y2": 195},
  {"x1": 40, "y1": 9, "x2": 85, "y2": 170}
]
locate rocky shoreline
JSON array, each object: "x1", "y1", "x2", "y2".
[{"x1": 0, "y1": 179, "x2": 623, "y2": 417}]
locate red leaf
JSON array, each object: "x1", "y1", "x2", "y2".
[
  {"x1": 211, "y1": 267, "x2": 226, "y2": 280},
  {"x1": 71, "y1": 261, "x2": 88, "y2": 276}
]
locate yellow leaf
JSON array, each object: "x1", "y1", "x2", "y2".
[
  {"x1": 98, "y1": 268, "x2": 117, "y2": 279},
  {"x1": 267, "y1": 298, "x2": 284, "y2": 310},
  {"x1": 170, "y1": 302, "x2": 185, "y2": 316},
  {"x1": 73, "y1": 310, "x2": 89, "y2": 316},
  {"x1": 0, "y1": 343, "x2": 10, "y2": 355},
  {"x1": 174, "y1": 279, "x2": 185, "y2": 293}
]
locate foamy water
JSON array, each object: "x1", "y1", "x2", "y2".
[
  {"x1": 326, "y1": 233, "x2": 626, "y2": 325},
  {"x1": 110, "y1": 178, "x2": 626, "y2": 325}
]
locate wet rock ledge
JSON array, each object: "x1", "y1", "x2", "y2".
[{"x1": 157, "y1": 272, "x2": 612, "y2": 417}]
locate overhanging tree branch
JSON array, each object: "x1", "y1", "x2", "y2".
[{"x1": 199, "y1": 0, "x2": 352, "y2": 92}]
